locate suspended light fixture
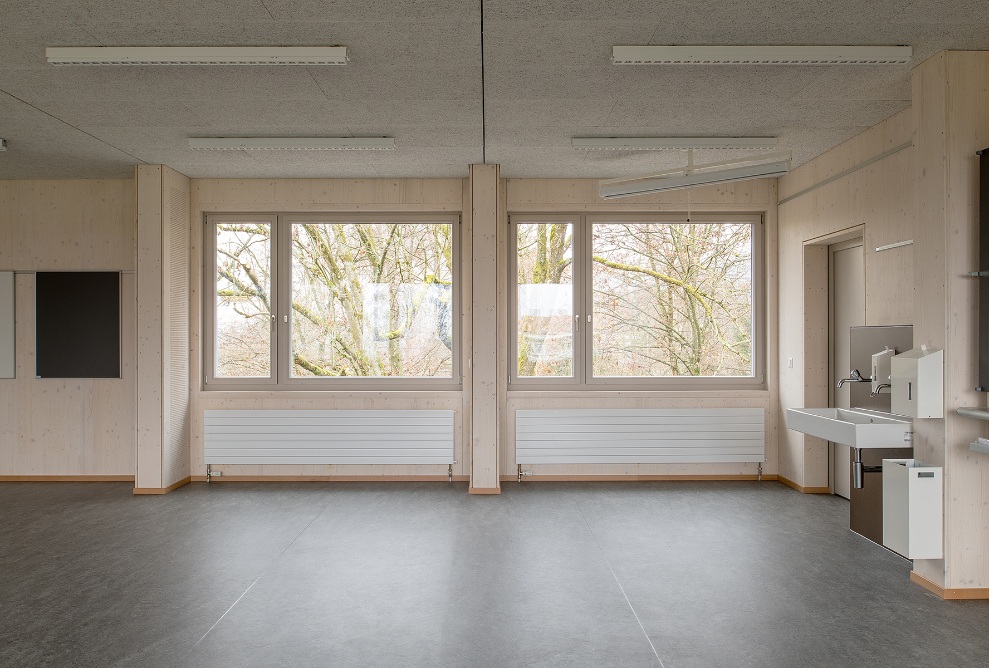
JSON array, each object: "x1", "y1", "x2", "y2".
[
  {"x1": 598, "y1": 151, "x2": 791, "y2": 198},
  {"x1": 188, "y1": 137, "x2": 395, "y2": 151},
  {"x1": 612, "y1": 45, "x2": 912, "y2": 66},
  {"x1": 46, "y1": 46, "x2": 349, "y2": 66}
]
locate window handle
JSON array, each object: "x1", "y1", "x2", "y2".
[{"x1": 574, "y1": 314, "x2": 579, "y2": 332}]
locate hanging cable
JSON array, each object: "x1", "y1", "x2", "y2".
[{"x1": 479, "y1": 0, "x2": 486, "y2": 164}]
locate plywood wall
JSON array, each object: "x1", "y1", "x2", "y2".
[
  {"x1": 189, "y1": 178, "x2": 468, "y2": 480},
  {"x1": 135, "y1": 165, "x2": 192, "y2": 491},
  {"x1": 503, "y1": 178, "x2": 780, "y2": 480},
  {"x1": 911, "y1": 52, "x2": 989, "y2": 590},
  {"x1": 0, "y1": 179, "x2": 136, "y2": 477},
  {"x1": 776, "y1": 109, "x2": 915, "y2": 489}
]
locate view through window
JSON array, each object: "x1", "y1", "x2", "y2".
[
  {"x1": 206, "y1": 214, "x2": 458, "y2": 388},
  {"x1": 513, "y1": 215, "x2": 760, "y2": 387}
]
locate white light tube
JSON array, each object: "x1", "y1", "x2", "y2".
[
  {"x1": 612, "y1": 45, "x2": 912, "y2": 65},
  {"x1": 573, "y1": 137, "x2": 779, "y2": 150},
  {"x1": 599, "y1": 160, "x2": 790, "y2": 198},
  {"x1": 187, "y1": 137, "x2": 395, "y2": 151},
  {"x1": 47, "y1": 46, "x2": 349, "y2": 66}
]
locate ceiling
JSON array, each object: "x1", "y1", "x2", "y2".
[{"x1": 1, "y1": 0, "x2": 988, "y2": 180}]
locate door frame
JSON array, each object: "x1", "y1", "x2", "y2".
[{"x1": 828, "y1": 237, "x2": 865, "y2": 497}]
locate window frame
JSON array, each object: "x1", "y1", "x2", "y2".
[
  {"x1": 204, "y1": 212, "x2": 462, "y2": 391},
  {"x1": 509, "y1": 212, "x2": 765, "y2": 391}
]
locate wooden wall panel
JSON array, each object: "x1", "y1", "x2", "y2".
[
  {"x1": 912, "y1": 52, "x2": 989, "y2": 590},
  {"x1": 777, "y1": 115, "x2": 917, "y2": 488},
  {"x1": 0, "y1": 179, "x2": 136, "y2": 476},
  {"x1": 189, "y1": 178, "x2": 467, "y2": 480},
  {"x1": 941, "y1": 52, "x2": 989, "y2": 590}
]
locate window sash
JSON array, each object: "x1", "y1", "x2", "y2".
[
  {"x1": 509, "y1": 213, "x2": 765, "y2": 390},
  {"x1": 204, "y1": 213, "x2": 462, "y2": 391}
]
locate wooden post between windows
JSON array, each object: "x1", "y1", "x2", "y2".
[{"x1": 469, "y1": 164, "x2": 501, "y2": 494}]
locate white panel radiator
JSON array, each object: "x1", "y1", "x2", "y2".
[
  {"x1": 204, "y1": 410, "x2": 455, "y2": 465},
  {"x1": 516, "y1": 408, "x2": 765, "y2": 464}
]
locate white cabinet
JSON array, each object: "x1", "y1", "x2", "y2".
[
  {"x1": 891, "y1": 347, "x2": 943, "y2": 418},
  {"x1": 882, "y1": 459, "x2": 943, "y2": 559}
]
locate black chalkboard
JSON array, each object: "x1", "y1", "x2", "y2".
[{"x1": 36, "y1": 272, "x2": 120, "y2": 378}]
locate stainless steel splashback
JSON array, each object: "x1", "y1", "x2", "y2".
[{"x1": 847, "y1": 325, "x2": 913, "y2": 412}]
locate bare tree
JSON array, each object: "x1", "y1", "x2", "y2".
[{"x1": 214, "y1": 222, "x2": 454, "y2": 379}]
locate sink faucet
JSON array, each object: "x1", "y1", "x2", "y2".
[
  {"x1": 871, "y1": 383, "x2": 891, "y2": 397},
  {"x1": 836, "y1": 369, "x2": 872, "y2": 388}
]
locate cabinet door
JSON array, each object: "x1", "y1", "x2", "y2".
[{"x1": 891, "y1": 359, "x2": 916, "y2": 416}]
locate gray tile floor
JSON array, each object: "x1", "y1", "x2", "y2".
[{"x1": 2, "y1": 481, "x2": 988, "y2": 667}]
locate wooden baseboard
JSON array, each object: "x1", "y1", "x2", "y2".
[
  {"x1": 190, "y1": 475, "x2": 470, "y2": 483},
  {"x1": 0, "y1": 475, "x2": 135, "y2": 482},
  {"x1": 499, "y1": 474, "x2": 779, "y2": 482},
  {"x1": 910, "y1": 571, "x2": 989, "y2": 600},
  {"x1": 777, "y1": 475, "x2": 831, "y2": 494},
  {"x1": 133, "y1": 477, "x2": 191, "y2": 496},
  {"x1": 468, "y1": 487, "x2": 502, "y2": 495}
]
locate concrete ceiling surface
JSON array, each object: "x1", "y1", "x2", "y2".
[{"x1": 0, "y1": 0, "x2": 987, "y2": 180}]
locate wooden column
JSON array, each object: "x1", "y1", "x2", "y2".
[
  {"x1": 135, "y1": 165, "x2": 192, "y2": 495},
  {"x1": 469, "y1": 164, "x2": 501, "y2": 493}
]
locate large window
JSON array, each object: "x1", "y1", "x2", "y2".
[
  {"x1": 205, "y1": 214, "x2": 460, "y2": 389},
  {"x1": 511, "y1": 214, "x2": 764, "y2": 388}
]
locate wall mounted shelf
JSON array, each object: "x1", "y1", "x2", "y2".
[{"x1": 971, "y1": 441, "x2": 989, "y2": 456}]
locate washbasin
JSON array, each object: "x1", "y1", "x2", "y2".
[{"x1": 785, "y1": 407, "x2": 912, "y2": 448}]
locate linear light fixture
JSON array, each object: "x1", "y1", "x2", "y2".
[
  {"x1": 612, "y1": 45, "x2": 912, "y2": 65},
  {"x1": 599, "y1": 159, "x2": 790, "y2": 199},
  {"x1": 573, "y1": 137, "x2": 778, "y2": 151},
  {"x1": 188, "y1": 137, "x2": 394, "y2": 151},
  {"x1": 46, "y1": 46, "x2": 348, "y2": 66}
]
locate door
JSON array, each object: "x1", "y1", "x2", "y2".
[{"x1": 829, "y1": 238, "x2": 865, "y2": 499}]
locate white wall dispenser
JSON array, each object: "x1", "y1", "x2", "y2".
[
  {"x1": 891, "y1": 346, "x2": 943, "y2": 418},
  {"x1": 882, "y1": 459, "x2": 943, "y2": 559},
  {"x1": 871, "y1": 346, "x2": 896, "y2": 396}
]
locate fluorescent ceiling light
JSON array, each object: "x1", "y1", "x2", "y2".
[
  {"x1": 612, "y1": 45, "x2": 912, "y2": 65},
  {"x1": 599, "y1": 161, "x2": 790, "y2": 198},
  {"x1": 573, "y1": 137, "x2": 778, "y2": 150},
  {"x1": 46, "y1": 46, "x2": 348, "y2": 66},
  {"x1": 188, "y1": 137, "x2": 395, "y2": 151}
]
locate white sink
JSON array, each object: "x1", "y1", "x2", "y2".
[{"x1": 785, "y1": 407, "x2": 913, "y2": 449}]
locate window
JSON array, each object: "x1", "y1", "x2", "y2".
[
  {"x1": 510, "y1": 214, "x2": 764, "y2": 388},
  {"x1": 204, "y1": 214, "x2": 460, "y2": 389}
]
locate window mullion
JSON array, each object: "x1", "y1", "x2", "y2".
[
  {"x1": 580, "y1": 215, "x2": 592, "y2": 386},
  {"x1": 275, "y1": 216, "x2": 290, "y2": 385}
]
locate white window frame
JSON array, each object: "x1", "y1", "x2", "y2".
[
  {"x1": 509, "y1": 213, "x2": 765, "y2": 390},
  {"x1": 204, "y1": 213, "x2": 462, "y2": 391}
]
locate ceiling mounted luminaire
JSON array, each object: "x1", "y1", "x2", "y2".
[
  {"x1": 599, "y1": 160, "x2": 790, "y2": 198},
  {"x1": 572, "y1": 137, "x2": 779, "y2": 150},
  {"x1": 612, "y1": 45, "x2": 912, "y2": 65},
  {"x1": 46, "y1": 46, "x2": 349, "y2": 66},
  {"x1": 188, "y1": 137, "x2": 395, "y2": 151}
]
